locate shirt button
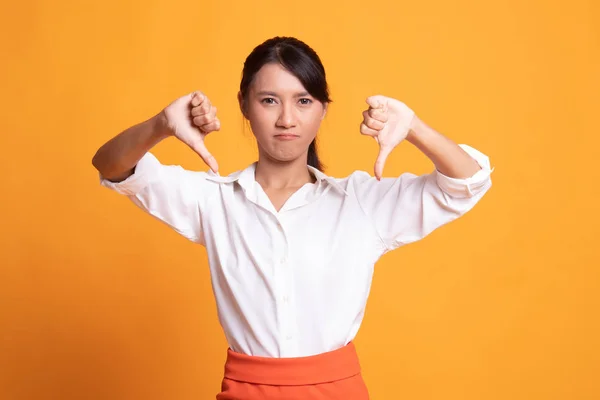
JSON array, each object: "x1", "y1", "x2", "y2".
[
  {"x1": 283, "y1": 295, "x2": 290, "y2": 304},
  {"x1": 285, "y1": 335, "x2": 293, "y2": 341},
  {"x1": 280, "y1": 257, "x2": 287, "y2": 264}
]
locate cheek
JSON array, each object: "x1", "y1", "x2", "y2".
[
  {"x1": 303, "y1": 111, "x2": 324, "y2": 136},
  {"x1": 248, "y1": 109, "x2": 273, "y2": 137}
]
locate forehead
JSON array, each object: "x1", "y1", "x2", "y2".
[{"x1": 250, "y1": 63, "x2": 306, "y2": 94}]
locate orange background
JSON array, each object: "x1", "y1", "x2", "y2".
[{"x1": 1, "y1": 0, "x2": 599, "y2": 399}]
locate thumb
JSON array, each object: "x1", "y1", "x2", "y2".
[
  {"x1": 187, "y1": 138, "x2": 219, "y2": 173},
  {"x1": 374, "y1": 144, "x2": 393, "y2": 180}
]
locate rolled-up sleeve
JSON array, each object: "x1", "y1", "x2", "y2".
[
  {"x1": 434, "y1": 144, "x2": 493, "y2": 198},
  {"x1": 354, "y1": 144, "x2": 493, "y2": 252},
  {"x1": 99, "y1": 152, "x2": 213, "y2": 245},
  {"x1": 100, "y1": 152, "x2": 162, "y2": 195}
]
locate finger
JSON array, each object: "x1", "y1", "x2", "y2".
[
  {"x1": 368, "y1": 107, "x2": 389, "y2": 123},
  {"x1": 366, "y1": 95, "x2": 388, "y2": 111},
  {"x1": 191, "y1": 102, "x2": 213, "y2": 117},
  {"x1": 187, "y1": 138, "x2": 219, "y2": 173},
  {"x1": 193, "y1": 106, "x2": 217, "y2": 127},
  {"x1": 360, "y1": 122, "x2": 379, "y2": 137},
  {"x1": 190, "y1": 91, "x2": 206, "y2": 108},
  {"x1": 200, "y1": 118, "x2": 221, "y2": 133},
  {"x1": 374, "y1": 145, "x2": 393, "y2": 180},
  {"x1": 191, "y1": 101, "x2": 212, "y2": 118},
  {"x1": 362, "y1": 111, "x2": 386, "y2": 131}
]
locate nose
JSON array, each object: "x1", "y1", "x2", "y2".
[{"x1": 276, "y1": 103, "x2": 296, "y2": 129}]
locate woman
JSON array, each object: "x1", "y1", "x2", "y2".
[{"x1": 92, "y1": 36, "x2": 493, "y2": 399}]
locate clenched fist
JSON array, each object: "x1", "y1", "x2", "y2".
[{"x1": 161, "y1": 91, "x2": 221, "y2": 173}]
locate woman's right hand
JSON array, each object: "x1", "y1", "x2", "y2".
[{"x1": 160, "y1": 91, "x2": 221, "y2": 173}]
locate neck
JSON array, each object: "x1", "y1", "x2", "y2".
[{"x1": 254, "y1": 152, "x2": 315, "y2": 189}]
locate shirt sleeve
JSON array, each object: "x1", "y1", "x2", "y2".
[
  {"x1": 99, "y1": 152, "x2": 214, "y2": 245},
  {"x1": 353, "y1": 144, "x2": 493, "y2": 252}
]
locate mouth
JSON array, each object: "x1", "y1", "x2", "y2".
[{"x1": 274, "y1": 134, "x2": 300, "y2": 140}]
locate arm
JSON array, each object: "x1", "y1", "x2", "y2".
[
  {"x1": 92, "y1": 112, "x2": 170, "y2": 182},
  {"x1": 92, "y1": 91, "x2": 220, "y2": 181},
  {"x1": 406, "y1": 116, "x2": 482, "y2": 179},
  {"x1": 93, "y1": 91, "x2": 221, "y2": 245},
  {"x1": 356, "y1": 95, "x2": 493, "y2": 252}
]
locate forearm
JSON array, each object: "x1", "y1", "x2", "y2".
[
  {"x1": 407, "y1": 117, "x2": 481, "y2": 179},
  {"x1": 92, "y1": 112, "x2": 170, "y2": 182}
]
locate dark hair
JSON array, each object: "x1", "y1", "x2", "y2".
[{"x1": 239, "y1": 36, "x2": 331, "y2": 171}]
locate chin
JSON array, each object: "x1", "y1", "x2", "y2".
[
  {"x1": 272, "y1": 154, "x2": 304, "y2": 164},
  {"x1": 265, "y1": 150, "x2": 306, "y2": 164}
]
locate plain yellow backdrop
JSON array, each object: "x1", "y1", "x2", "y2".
[{"x1": 1, "y1": 0, "x2": 599, "y2": 399}]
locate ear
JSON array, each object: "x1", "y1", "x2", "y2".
[
  {"x1": 321, "y1": 102, "x2": 328, "y2": 120},
  {"x1": 238, "y1": 91, "x2": 248, "y2": 119}
]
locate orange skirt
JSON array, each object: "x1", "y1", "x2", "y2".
[{"x1": 216, "y1": 342, "x2": 369, "y2": 400}]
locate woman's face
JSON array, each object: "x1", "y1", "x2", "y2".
[{"x1": 240, "y1": 63, "x2": 327, "y2": 164}]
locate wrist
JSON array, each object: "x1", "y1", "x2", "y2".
[
  {"x1": 151, "y1": 111, "x2": 172, "y2": 141},
  {"x1": 406, "y1": 115, "x2": 425, "y2": 145}
]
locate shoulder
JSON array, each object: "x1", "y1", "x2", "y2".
[
  {"x1": 326, "y1": 170, "x2": 427, "y2": 196},
  {"x1": 327, "y1": 170, "x2": 375, "y2": 184},
  {"x1": 320, "y1": 170, "x2": 376, "y2": 195}
]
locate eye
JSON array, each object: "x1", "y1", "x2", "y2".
[
  {"x1": 299, "y1": 98, "x2": 313, "y2": 105},
  {"x1": 261, "y1": 97, "x2": 277, "y2": 104}
]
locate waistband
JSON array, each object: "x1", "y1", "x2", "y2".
[{"x1": 223, "y1": 342, "x2": 362, "y2": 386}]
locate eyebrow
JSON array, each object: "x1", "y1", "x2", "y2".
[{"x1": 256, "y1": 90, "x2": 310, "y2": 97}]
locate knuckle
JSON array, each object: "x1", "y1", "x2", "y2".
[
  {"x1": 193, "y1": 116, "x2": 205, "y2": 126},
  {"x1": 191, "y1": 91, "x2": 204, "y2": 107},
  {"x1": 360, "y1": 123, "x2": 374, "y2": 136},
  {"x1": 370, "y1": 109, "x2": 387, "y2": 122}
]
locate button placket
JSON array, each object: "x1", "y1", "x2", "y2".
[{"x1": 274, "y1": 215, "x2": 296, "y2": 354}]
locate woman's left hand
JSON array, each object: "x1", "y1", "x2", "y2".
[{"x1": 360, "y1": 95, "x2": 417, "y2": 180}]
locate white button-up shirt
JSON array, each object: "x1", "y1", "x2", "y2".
[{"x1": 99, "y1": 144, "x2": 493, "y2": 358}]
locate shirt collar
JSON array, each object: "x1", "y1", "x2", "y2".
[
  {"x1": 205, "y1": 163, "x2": 348, "y2": 196},
  {"x1": 307, "y1": 165, "x2": 348, "y2": 196}
]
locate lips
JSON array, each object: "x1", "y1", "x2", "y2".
[{"x1": 274, "y1": 134, "x2": 300, "y2": 140}]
